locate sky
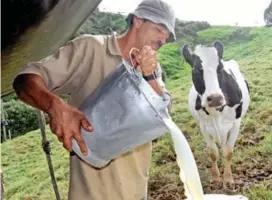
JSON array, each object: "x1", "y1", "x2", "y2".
[{"x1": 98, "y1": 0, "x2": 271, "y2": 27}]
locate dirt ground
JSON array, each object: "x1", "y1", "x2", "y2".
[
  {"x1": 148, "y1": 157, "x2": 272, "y2": 200},
  {"x1": 148, "y1": 132, "x2": 272, "y2": 200}
]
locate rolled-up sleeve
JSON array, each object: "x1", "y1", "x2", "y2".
[{"x1": 16, "y1": 36, "x2": 92, "y2": 95}]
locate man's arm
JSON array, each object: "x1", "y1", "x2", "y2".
[
  {"x1": 134, "y1": 45, "x2": 172, "y2": 111},
  {"x1": 151, "y1": 65, "x2": 172, "y2": 112},
  {"x1": 13, "y1": 73, "x2": 61, "y2": 114},
  {"x1": 13, "y1": 37, "x2": 83, "y2": 115},
  {"x1": 145, "y1": 78, "x2": 164, "y2": 96},
  {"x1": 145, "y1": 78, "x2": 172, "y2": 112},
  {"x1": 12, "y1": 37, "x2": 94, "y2": 155}
]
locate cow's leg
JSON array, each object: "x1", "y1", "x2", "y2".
[
  {"x1": 210, "y1": 142, "x2": 221, "y2": 183},
  {"x1": 202, "y1": 131, "x2": 221, "y2": 183},
  {"x1": 223, "y1": 120, "x2": 241, "y2": 188}
]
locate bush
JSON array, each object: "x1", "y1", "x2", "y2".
[
  {"x1": 1, "y1": 94, "x2": 70, "y2": 141},
  {"x1": 174, "y1": 20, "x2": 211, "y2": 40},
  {"x1": 228, "y1": 27, "x2": 251, "y2": 41},
  {"x1": 1, "y1": 100, "x2": 41, "y2": 140},
  {"x1": 2, "y1": 93, "x2": 18, "y2": 102}
]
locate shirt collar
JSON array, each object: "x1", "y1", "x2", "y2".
[
  {"x1": 107, "y1": 32, "x2": 137, "y2": 67},
  {"x1": 107, "y1": 32, "x2": 122, "y2": 56}
]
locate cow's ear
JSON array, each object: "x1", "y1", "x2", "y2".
[
  {"x1": 214, "y1": 41, "x2": 224, "y2": 59},
  {"x1": 182, "y1": 44, "x2": 193, "y2": 67}
]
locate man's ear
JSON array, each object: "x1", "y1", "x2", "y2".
[{"x1": 133, "y1": 16, "x2": 144, "y2": 28}]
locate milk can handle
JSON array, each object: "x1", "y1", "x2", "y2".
[{"x1": 128, "y1": 47, "x2": 140, "y2": 68}]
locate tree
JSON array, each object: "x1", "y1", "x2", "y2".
[{"x1": 264, "y1": 1, "x2": 272, "y2": 27}]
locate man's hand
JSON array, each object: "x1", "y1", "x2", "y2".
[
  {"x1": 135, "y1": 45, "x2": 158, "y2": 76},
  {"x1": 13, "y1": 72, "x2": 93, "y2": 156},
  {"x1": 48, "y1": 98, "x2": 93, "y2": 156}
]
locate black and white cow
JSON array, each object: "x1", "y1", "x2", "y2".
[{"x1": 181, "y1": 41, "x2": 250, "y2": 187}]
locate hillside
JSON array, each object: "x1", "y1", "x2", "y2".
[
  {"x1": 150, "y1": 26, "x2": 272, "y2": 199},
  {"x1": 1, "y1": 25, "x2": 272, "y2": 199},
  {"x1": 1, "y1": 8, "x2": 211, "y2": 141},
  {"x1": 73, "y1": 8, "x2": 211, "y2": 40}
]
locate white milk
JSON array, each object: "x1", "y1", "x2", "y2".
[{"x1": 164, "y1": 118, "x2": 249, "y2": 200}]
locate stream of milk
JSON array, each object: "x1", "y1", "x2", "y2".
[{"x1": 164, "y1": 118, "x2": 249, "y2": 200}]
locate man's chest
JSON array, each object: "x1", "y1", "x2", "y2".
[{"x1": 69, "y1": 56, "x2": 122, "y2": 107}]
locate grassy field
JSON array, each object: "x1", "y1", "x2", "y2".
[{"x1": 1, "y1": 26, "x2": 272, "y2": 200}]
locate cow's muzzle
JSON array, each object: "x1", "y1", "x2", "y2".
[{"x1": 207, "y1": 93, "x2": 224, "y2": 107}]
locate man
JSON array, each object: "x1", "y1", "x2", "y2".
[{"x1": 13, "y1": 0, "x2": 176, "y2": 199}]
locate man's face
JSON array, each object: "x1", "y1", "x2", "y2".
[{"x1": 133, "y1": 17, "x2": 170, "y2": 51}]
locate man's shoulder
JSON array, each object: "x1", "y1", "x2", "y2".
[{"x1": 71, "y1": 34, "x2": 110, "y2": 47}]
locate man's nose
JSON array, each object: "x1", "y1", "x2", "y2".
[{"x1": 160, "y1": 37, "x2": 166, "y2": 45}]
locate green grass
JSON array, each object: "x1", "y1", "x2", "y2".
[
  {"x1": 1, "y1": 26, "x2": 272, "y2": 200},
  {"x1": 1, "y1": 129, "x2": 70, "y2": 199},
  {"x1": 150, "y1": 26, "x2": 272, "y2": 199}
]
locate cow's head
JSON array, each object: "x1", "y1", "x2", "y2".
[{"x1": 181, "y1": 41, "x2": 242, "y2": 109}]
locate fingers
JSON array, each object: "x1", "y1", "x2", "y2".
[
  {"x1": 81, "y1": 117, "x2": 93, "y2": 132},
  {"x1": 139, "y1": 46, "x2": 158, "y2": 75},
  {"x1": 48, "y1": 106, "x2": 92, "y2": 156},
  {"x1": 73, "y1": 131, "x2": 88, "y2": 156},
  {"x1": 130, "y1": 45, "x2": 157, "y2": 68},
  {"x1": 140, "y1": 46, "x2": 155, "y2": 59},
  {"x1": 57, "y1": 136, "x2": 63, "y2": 142},
  {"x1": 141, "y1": 46, "x2": 157, "y2": 59},
  {"x1": 55, "y1": 129, "x2": 63, "y2": 142},
  {"x1": 63, "y1": 132, "x2": 73, "y2": 152},
  {"x1": 141, "y1": 59, "x2": 157, "y2": 74},
  {"x1": 60, "y1": 120, "x2": 88, "y2": 156},
  {"x1": 53, "y1": 128, "x2": 88, "y2": 156},
  {"x1": 50, "y1": 121, "x2": 63, "y2": 142},
  {"x1": 146, "y1": 57, "x2": 157, "y2": 67}
]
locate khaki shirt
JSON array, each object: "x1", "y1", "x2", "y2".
[{"x1": 17, "y1": 32, "x2": 170, "y2": 200}]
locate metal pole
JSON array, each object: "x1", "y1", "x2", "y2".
[
  {"x1": 1, "y1": 100, "x2": 7, "y2": 141},
  {"x1": 1, "y1": 168, "x2": 4, "y2": 200},
  {"x1": 36, "y1": 110, "x2": 61, "y2": 200},
  {"x1": 8, "y1": 130, "x2": 12, "y2": 140}
]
